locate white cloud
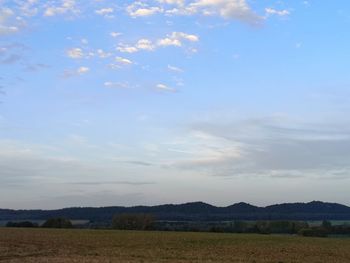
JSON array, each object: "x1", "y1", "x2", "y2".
[
  {"x1": 117, "y1": 39, "x2": 155, "y2": 53},
  {"x1": 77, "y1": 66, "x2": 89, "y2": 74},
  {"x1": 44, "y1": 0, "x2": 79, "y2": 17},
  {"x1": 115, "y1": 56, "x2": 133, "y2": 65},
  {"x1": 66, "y1": 48, "x2": 84, "y2": 59},
  {"x1": 110, "y1": 32, "x2": 122, "y2": 38},
  {"x1": 157, "y1": 0, "x2": 185, "y2": 6},
  {"x1": 172, "y1": 31, "x2": 199, "y2": 42},
  {"x1": 104, "y1": 81, "x2": 131, "y2": 89},
  {"x1": 17, "y1": 0, "x2": 39, "y2": 17},
  {"x1": 265, "y1": 8, "x2": 290, "y2": 17},
  {"x1": 95, "y1": 7, "x2": 114, "y2": 16},
  {"x1": 158, "y1": 37, "x2": 182, "y2": 47},
  {"x1": 135, "y1": 39, "x2": 155, "y2": 51},
  {"x1": 117, "y1": 32, "x2": 198, "y2": 54},
  {"x1": 169, "y1": 117, "x2": 350, "y2": 179},
  {"x1": 126, "y1": 0, "x2": 262, "y2": 24},
  {"x1": 81, "y1": 38, "x2": 88, "y2": 45},
  {"x1": 168, "y1": 65, "x2": 184, "y2": 73},
  {"x1": 127, "y1": 2, "x2": 163, "y2": 17},
  {"x1": 165, "y1": 6, "x2": 197, "y2": 16},
  {"x1": 158, "y1": 32, "x2": 199, "y2": 47},
  {"x1": 190, "y1": 0, "x2": 262, "y2": 24},
  {"x1": 0, "y1": 8, "x2": 20, "y2": 35},
  {"x1": 117, "y1": 45, "x2": 139, "y2": 53},
  {"x1": 156, "y1": 83, "x2": 176, "y2": 92},
  {"x1": 62, "y1": 66, "x2": 90, "y2": 77},
  {"x1": 96, "y1": 49, "x2": 112, "y2": 58}
]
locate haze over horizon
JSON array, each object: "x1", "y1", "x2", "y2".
[{"x1": 1, "y1": 0, "x2": 350, "y2": 209}]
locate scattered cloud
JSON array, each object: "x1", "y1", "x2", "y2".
[
  {"x1": 115, "y1": 56, "x2": 133, "y2": 65},
  {"x1": 265, "y1": 8, "x2": 290, "y2": 17},
  {"x1": 69, "y1": 180, "x2": 155, "y2": 186},
  {"x1": 25, "y1": 63, "x2": 51, "y2": 72},
  {"x1": 157, "y1": 0, "x2": 185, "y2": 6},
  {"x1": 1, "y1": 54, "x2": 22, "y2": 65},
  {"x1": 156, "y1": 83, "x2": 176, "y2": 92},
  {"x1": 104, "y1": 81, "x2": 131, "y2": 89},
  {"x1": 127, "y1": 2, "x2": 163, "y2": 17},
  {"x1": 66, "y1": 48, "x2": 84, "y2": 59},
  {"x1": 117, "y1": 32, "x2": 199, "y2": 55},
  {"x1": 189, "y1": 0, "x2": 262, "y2": 24},
  {"x1": 158, "y1": 31, "x2": 199, "y2": 47},
  {"x1": 117, "y1": 39, "x2": 155, "y2": 53},
  {"x1": 81, "y1": 38, "x2": 88, "y2": 45},
  {"x1": 63, "y1": 66, "x2": 90, "y2": 77},
  {"x1": 126, "y1": 0, "x2": 262, "y2": 25},
  {"x1": 44, "y1": 0, "x2": 79, "y2": 17},
  {"x1": 95, "y1": 7, "x2": 114, "y2": 16},
  {"x1": 116, "y1": 45, "x2": 139, "y2": 53},
  {"x1": 166, "y1": 117, "x2": 350, "y2": 179},
  {"x1": 77, "y1": 66, "x2": 89, "y2": 74},
  {"x1": 110, "y1": 32, "x2": 122, "y2": 38},
  {"x1": 168, "y1": 65, "x2": 184, "y2": 73},
  {"x1": 96, "y1": 49, "x2": 112, "y2": 58},
  {"x1": 0, "y1": 8, "x2": 20, "y2": 35}
]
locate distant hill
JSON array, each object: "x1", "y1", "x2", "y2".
[{"x1": 1, "y1": 201, "x2": 350, "y2": 222}]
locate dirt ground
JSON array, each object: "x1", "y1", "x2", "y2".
[{"x1": 1, "y1": 228, "x2": 350, "y2": 262}]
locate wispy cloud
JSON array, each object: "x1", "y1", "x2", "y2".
[
  {"x1": 117, "y1": 32, "x2": 199, "y2": 54},
  {"x1": 265, "y1": 8, "x2": 290, "y2": 17},
  {"x1": 167, "y1": 117, "x2": 350, "y2": 179},
  {"x1": 126, "y1": 0, "x2": 263, "y2": 25},
  {"x1": 68, "y1": 180, "x2": 155, "y2": 186}
]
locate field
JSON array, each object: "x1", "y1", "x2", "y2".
[{"x1": 1, "y1": 228, "x2": 350, "y2": 262}]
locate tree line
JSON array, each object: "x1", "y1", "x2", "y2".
[{"x1": 5, "y1": 213, "x2": 350, "y2": 237}]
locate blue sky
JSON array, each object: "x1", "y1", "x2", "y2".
[{"x1": 1, "y1": 0, "x2": 350, "y2": 209}]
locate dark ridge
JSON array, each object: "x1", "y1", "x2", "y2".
[
  {"x1": 225, "y1": 202, "x2": 260, "y2": 212},
  {"x1": 1, "y1": 201, "x2": 350, "y2": 222}
]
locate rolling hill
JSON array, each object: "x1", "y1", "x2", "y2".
[{"x1": 1, "y1": 201, "x2": 350, "y2": 222}]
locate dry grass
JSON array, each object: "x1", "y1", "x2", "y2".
[{"x1": 0, "y1": 228, "x2": 350, "y2": 262}]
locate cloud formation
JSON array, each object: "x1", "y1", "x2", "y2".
[
  {"x1": 125, "y1": 0, "x2": 262, "y2": 25},
  {"x1": 168, "y1": 117, "x2": 350, "y2": 179},
  {"x1": 44, "y1": 0, "x2": 79, "y2": 17},
  {"x1": 265, "y1": 8, "x2": 290, "y2": 17},
  {"x1": 117, "y1": 32, "x2": 199, "y2": 54},
  {"x1": 0, "y1": 8, "x2": 20, "y2": 35}
]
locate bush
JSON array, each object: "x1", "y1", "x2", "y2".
[
  {"x1": 255, "y1": 221, "x2": 309, "y2": 234},
  {"x1": 322, "y1": 220, "x2": 332, "y2": 229},
  {"x1": 112, "y1": 213, "x2": 154, "y2": 230},
  {"x1": 42, "y1": 218, "x2": 73, "y2": 228},
  {"x1": 6, "y1": 221, "x2": 38, "y2": 228},
  {"x1": 298, "y1": 227, "x2": 328, "y2": 237}
]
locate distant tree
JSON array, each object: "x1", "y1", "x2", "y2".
[
  {"x1": 112, "y1": 213, "x2": 154, "y2": 230},
  {"x1": 42, "y1": 218, "x2": 73, "y2": 228},
  {"x1": 298, "y1": 227, "x2": 328, "y2": 237},
  {"x1": 322, "y1": 220, "x2": 332, "y2": 229},
  {"x1": 232, "y1": 221, "x2": 250, "y2": 233},
  {"x1": 6, "y1": 221, "x2": 38, "y2": 228},
  {"x1": 256, "y1": 221, "x2": 270, "y2": 234}
]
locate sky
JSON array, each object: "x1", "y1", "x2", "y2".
[{"x1": 1, "y1": 0, "x2": 350, "y2": 209}]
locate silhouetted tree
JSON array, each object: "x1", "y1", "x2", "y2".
[
  {"x1": 6, "y1": 221, "x2": 38, "y2": 228},
  {"x1": 112, "y1": 213, "x2": 154, "y2": 230},
  {"x1": 42, "y1": 218, "x2": 73, "y2": 228}
]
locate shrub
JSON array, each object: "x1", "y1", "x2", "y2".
[
  {"x1": 42, "y1": 218, "x2": 73, "y2": 228},
  {"x1": 298, "y1": 227, "x2": 328, "y2": 237},
  {"x1": 112, "y1": 213, "x2": 154, "y2": 230},
  {"x1": 6, "y1": 221, "x2": 38, "y2": 228}
]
